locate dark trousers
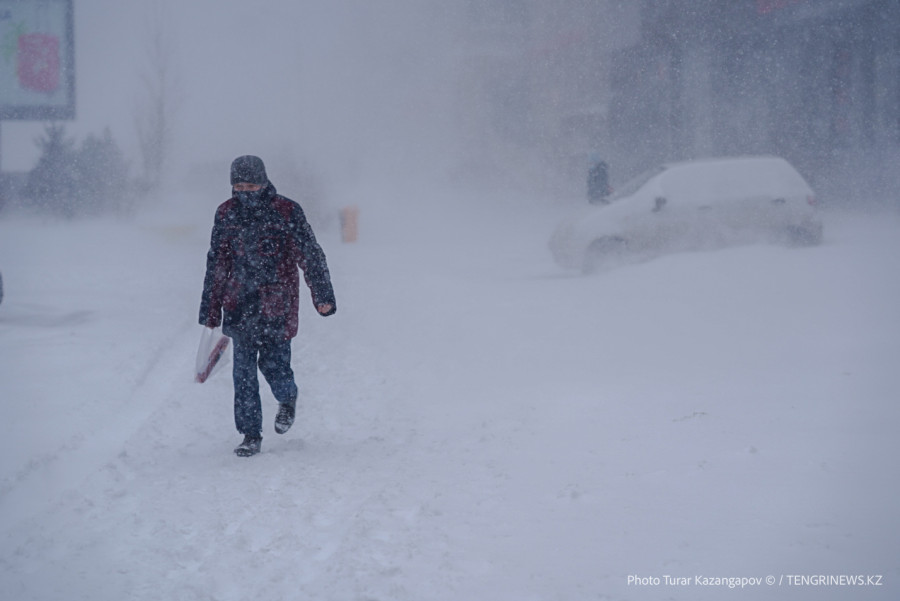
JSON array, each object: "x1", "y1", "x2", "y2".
[{"x1": 231, "y1": 336, "x2": 298, "y2": 436}]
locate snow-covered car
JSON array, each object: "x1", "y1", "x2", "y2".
[{"x1": 549, "y1": 155, "x2": 823, "y2": 272}]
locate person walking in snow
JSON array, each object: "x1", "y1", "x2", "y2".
[{"x1": 199, "y1": 155, "x2": 336, "y2": 457}]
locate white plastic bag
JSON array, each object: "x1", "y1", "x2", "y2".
[{"x1": 195, "y1": 326, "x2": 231, "y2": 383}]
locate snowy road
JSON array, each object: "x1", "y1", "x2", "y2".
[{"x1": 1, "y1": 194, "x2": 898, "y2": 600}]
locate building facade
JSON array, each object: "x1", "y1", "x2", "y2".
[
  {"x1": 455, "y1": 0, "x2": 899, "y2": 204},
  {"x1": 609, "y1": 0, "x2": 900, "y2": 203}
]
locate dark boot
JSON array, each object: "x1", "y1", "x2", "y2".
[
  {"x1": 234, "y1": 434, "x2": 262, "y2": 457},
  {"x1": 274, "y1": 403, "x2": 295, "y2": 435}
]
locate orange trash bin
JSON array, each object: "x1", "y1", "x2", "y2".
[{"x1": 340, "y1": 206, "x2": 359, "y2": 243}]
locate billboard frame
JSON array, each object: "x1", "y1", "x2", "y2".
[{"x1": 0, "y1": 0, "x2": 75, "y2": 120}]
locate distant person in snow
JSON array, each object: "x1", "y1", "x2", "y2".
[
  {"x1": 587, "y1": 159, "x2": 611, "y2": 204},
  {"x1": 199, "y1": 155, "x2": 336, "y2": 457}
]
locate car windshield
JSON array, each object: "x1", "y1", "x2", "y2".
[{"x1": 608, "y1": 166, "x2": 665, "y2": 202}]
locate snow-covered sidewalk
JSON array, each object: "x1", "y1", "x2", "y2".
[{"x1": 1, "y1": 197, "x2": 898, "y2": 600}]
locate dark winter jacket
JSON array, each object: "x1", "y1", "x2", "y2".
[{"x1": 199, "y1": 183, "x2": 335, "y2": 341}]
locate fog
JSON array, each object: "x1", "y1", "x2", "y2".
[
  {"x1": 2, "y1": 2, "x2": 900, "y2": 598},
  {"x1": 163, "y1": 1, "x2": 462, "y2": 190},
  {"x1": 3, "y1": 1, "x2": 898, "y2": 210},
  {"x1": 0, "y1": 1, "x2": 668, "y2": 205},
  {"x1": 4, "y1": 1, "x2": 464, "y2": 196}
]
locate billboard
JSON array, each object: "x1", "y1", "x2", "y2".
[{"x1": 0, "y1": 0, "x2": 74, "y2": 120}]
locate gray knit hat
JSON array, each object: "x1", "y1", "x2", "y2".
[{"x1": 230, "y1": 155, "x2": 268, "y2": 185}]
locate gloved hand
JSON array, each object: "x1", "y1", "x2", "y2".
[{"x1": 316, "y1": 303, "x2": 335, "y2": 316}]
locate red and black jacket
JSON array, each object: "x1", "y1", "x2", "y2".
[{"x1": 199, "y1": 183, "x2": 335, "y2": 341}]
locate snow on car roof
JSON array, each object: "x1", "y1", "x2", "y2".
[{"x1": 614, "y1": 155, "x2": 813, "y2": 205}]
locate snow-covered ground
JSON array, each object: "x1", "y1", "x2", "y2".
[{"x1": 1, "y1": 190, "x2": 898, "y2": 601}]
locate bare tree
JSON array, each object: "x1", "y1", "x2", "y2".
[{"x1": 135, "y1": 1, "x2": 181, "y2": 193}]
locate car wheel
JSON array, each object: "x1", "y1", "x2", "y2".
[
  {"x1": 583, "y1": 236, "x2": 628, "y2": 274},
  {"x1": 786, "y1": 223, "x2": 822, "y2": 246}
]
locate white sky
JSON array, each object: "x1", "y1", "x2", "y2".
[{"x1": 2, "y1": 0, "x2": 460, "y2": 188}]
